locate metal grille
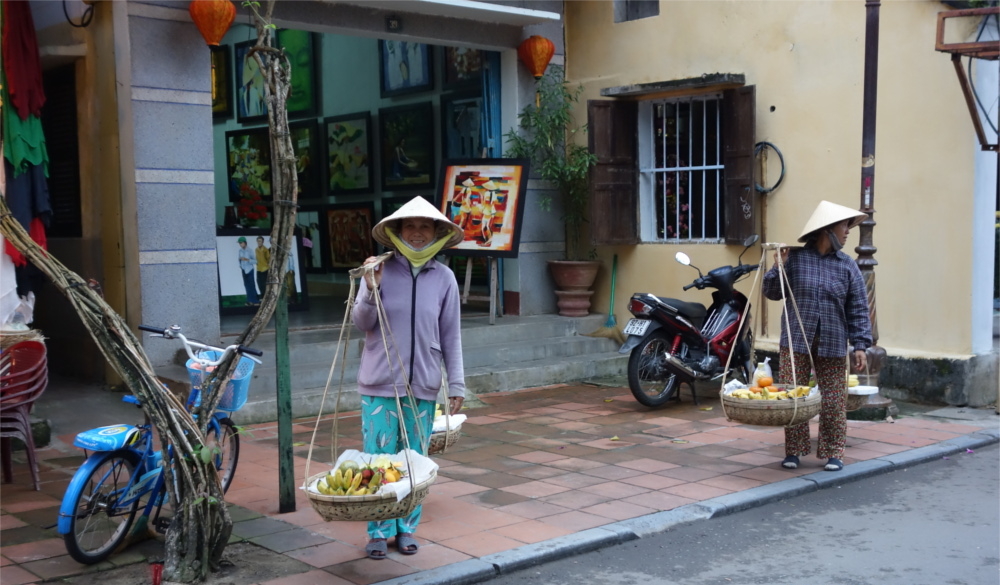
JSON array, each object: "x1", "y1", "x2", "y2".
[{"x1": 640, "y1": 95, "x2": 723, "y2": 242}]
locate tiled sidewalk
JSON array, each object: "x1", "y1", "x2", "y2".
[{"x1": 1, "y1": 383, "x2": 994, "y2": 585}]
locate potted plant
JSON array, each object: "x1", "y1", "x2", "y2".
[{"x1": 505, "y1": 65, "x2": 600, "y2": 316}]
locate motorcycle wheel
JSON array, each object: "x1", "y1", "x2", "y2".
[{"x1": 627, "y1": 330, "x2": 685, "y2": 407}]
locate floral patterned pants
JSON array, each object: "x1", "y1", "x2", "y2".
[
  {"x1": 778, "y1": 347, "x2": 849, "y2": 459},
  {"x1": 361, "y1": 396, "x2": 435, "y2": 540}
]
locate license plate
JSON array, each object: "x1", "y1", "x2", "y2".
[{"x1": 623, "y1": 319, "x2": 651, "y2": 337}]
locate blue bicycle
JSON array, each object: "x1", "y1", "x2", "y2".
[{"x1": 57, "y1": 325, "x2": 262, "y2": 564}]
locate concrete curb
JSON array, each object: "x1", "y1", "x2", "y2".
[{"x1": 376, "y1": 429, "x2": 1000, "y2": 585}]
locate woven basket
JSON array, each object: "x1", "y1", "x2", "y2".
[
  {"x1": 0, "y1": 330, "x2": 45, "y2": 350},
  {"x1": 721, "y1": 384, "x2": 822, "y2": 427},
  {"x1": 305, "y1": 470, "x2": 436, "y2": 522},
  {"x1": 427, "y1": 426, "x2": 461, "y2": 455},
  {"x1": 846, "y1": 385, "x2": 878, "y2": 412}
]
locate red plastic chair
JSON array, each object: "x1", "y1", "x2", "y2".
[{"x1": 1, "y1": 341, "x2": 48, "y2": 490}]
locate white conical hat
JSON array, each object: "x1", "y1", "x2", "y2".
[
  {"x1": 797, "y1": 200, "x2": 867, "y2": 243},
  {"x1": 372, "y1": 196, "x2": 463, "y2": 249}
]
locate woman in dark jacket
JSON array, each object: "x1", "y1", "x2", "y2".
[{"x1": 762, "y1": 200, "x2": 872, "y2": 473}]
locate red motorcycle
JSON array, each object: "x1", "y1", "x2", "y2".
[{"x1": 619, "y1": 236, "x2": 759, "y2": 407}]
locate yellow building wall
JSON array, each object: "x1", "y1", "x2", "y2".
[{"x1": 566, "y1": 0, "x2": 978, "y2": 357}]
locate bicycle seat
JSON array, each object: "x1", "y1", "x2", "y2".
[{"x1": 74, "y1": 424, "x2": 141, "y2": 452}]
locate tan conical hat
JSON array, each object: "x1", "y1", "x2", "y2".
[
  {"x1": 372, "y1": 196, "x2": 463, "y2": 249},
  {"x1": 797, "y1": 200, "x2": 867, "y2": 243}
]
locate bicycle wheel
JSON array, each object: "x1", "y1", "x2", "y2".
[
  {"x1": 627, "y1": 331, "x2": 686, "y2": 408},
  {"x1": 207, "y1": 417, "x2": 240, "y2": 493},
  {"x1": 63, "y1": 450, "x2": 141, "y2": 564}
]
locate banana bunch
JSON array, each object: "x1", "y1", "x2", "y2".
[
  {"x1": 848, "y1": 374, "x2": 860, "y2": 388},
  {"x1": 312, "y1": 457, "x2": 407, "y2": 496},
  {"x1": 728, "y1": 385, "x2": 812, "y2": 400}
]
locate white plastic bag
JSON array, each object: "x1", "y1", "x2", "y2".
[{"x1": 752, "y1": 357, "x2": 773, "y2": 386}]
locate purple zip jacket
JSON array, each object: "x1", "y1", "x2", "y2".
[{"x1": 351, "y1": 252, "x2": 466, "y2": 401}]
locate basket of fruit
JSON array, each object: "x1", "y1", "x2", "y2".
[
  {"x1": 427, "y1": 411, "x2": 465, "y2": 455},
  {"x1": 721, "y1": 381, "x2": 822, "y2": 427},
  {"x1": 306, "y1": 449, "x2": 438, "y2": 522},
  {"x1": 846, "y1": 374, "x2": 878, "y2": 412}
]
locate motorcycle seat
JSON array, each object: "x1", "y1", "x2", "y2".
[{"x1": 655, "y1": 297, "x2": 707, "y2": 326}]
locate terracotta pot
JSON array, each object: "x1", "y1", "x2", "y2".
[
  {"x1": 547, "y1": 260, "x2": 600, "y2": 317},
  {"x1": 547, "y1": 260, "x2": 600, "y2": 292},
  {"x1": 554, "y1": 290, "x2": 595, "y2": 317}
]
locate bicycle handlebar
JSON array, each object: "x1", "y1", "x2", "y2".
[{"x1": 139, "y1": 324, "x2": 264, "y2": 365}]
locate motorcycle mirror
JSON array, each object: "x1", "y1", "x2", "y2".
[
  {"x1": 674, "y1": 252, "x2": 691, "y2": 266},
  {"x1": 737, "y1": 235, "x2": 760, "y2": 264}
]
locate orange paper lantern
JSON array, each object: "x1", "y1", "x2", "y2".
[
  {"x1": 517, "y1": 35, "x2": 555, "y2": 80},
  {"x1": 189, "y1": 0, "x2": 236, "y2": 46}
]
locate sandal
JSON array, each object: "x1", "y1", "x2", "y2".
[
  {"x1": 395, "y1": 533, "x2": 419, "y2": 555},
  {"x1": 781, "y1": 455, "x2": 800, "y2": 469},
  {"x1": 824, "y1": 458, "x2": 844, "y2": 471},
  {"x1": 366, "y1": 538, "x2": 388, "y2": 560}
]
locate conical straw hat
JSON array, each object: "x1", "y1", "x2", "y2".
[
  {"x1": 372, "y1": 196, "x2": 463, "y2": 249},
  {"x1": 797, "y1": 200, "x2": 867, "y2": 243}
]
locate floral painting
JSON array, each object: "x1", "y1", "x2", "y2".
[
  {"x1": 443, "y1": 46, "x2": 483, "y2": 88},
  {"x1": 225, "y1": 128, "x2": 272, "y2": 226},
  {"x1": 324, "y1": 112, "x2": 373, "y2": 194}
]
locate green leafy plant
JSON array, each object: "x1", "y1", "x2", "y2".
[{"x1": 505, "y1": 65, "x2": 597, "y2": 260}]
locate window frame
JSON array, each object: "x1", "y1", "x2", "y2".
[{"x1": 588, "y1": 77, "x2": 756, "y2": 247}]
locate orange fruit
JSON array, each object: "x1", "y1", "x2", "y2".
[
  {"x1": 766, "y1": 386, "x2": 778, "y2": 393},
  {"x1": 758, "y1": 376, "x2": 774, "y2": 388},
  {"x1": 749, "y1": 386, "x2": 762, "y2": 393}
]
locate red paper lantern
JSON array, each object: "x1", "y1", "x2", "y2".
[
  {"x1": 189, "y1": 0, "x2": 236, "y2": 46},
  {"x1": 517, "y1": 35, "x2": 555, "y2": 80}
]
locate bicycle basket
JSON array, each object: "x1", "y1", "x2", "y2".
[{"x1": 185, "y1": 350, "x2": 255, "y2": 412}]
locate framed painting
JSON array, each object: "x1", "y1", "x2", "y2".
[
  {"x1": 288, "y1": 120, "x2": 321, "y2": 200},
  {"x1": 234, "y1": 39, "x2": 267, "y2": 124},
  {"x1": 324, "y1": 112, "x2": 373, "y2": 194},
  {"x1": 296, "y1": 205, "x2": 327, "y2": 273},
  {"x1": 436, "y1": 159, "x2": 530, "y2": 258},
  {"x1": 378, "y1": 40, "x2": 433, "y2": 97},
  {"x1": 326, "y1": 203, "x2": 376, "y2": 271},
  {"x1": 225, "y1": 128, "x2": 273, "y2": 224},
  {"x1": 276, "y1": 29, "x2": 319, "y2": 118},
  {"x1": 211, "y1": 45, "x2": 232, "y2": 120},
  {"x1": 379, "y1": 102, "x2": 434, "y2": 191},
  {"x1": 216, "y1": 229, "x2": 308, "y2": 315},
  {"x1": 440, "y1": 91, "x2": 483, "y2": 159},
  {"x1": 442, "y1": 46, "x2": 483, "y2": 89}
]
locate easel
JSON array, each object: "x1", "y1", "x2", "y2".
[{"x1": 461, "y1": 256, "x2": 500, "y2": 324}]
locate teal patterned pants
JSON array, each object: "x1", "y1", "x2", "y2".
[{"x1": 361, "y1": 395, "x2": 435, "y2": 539}]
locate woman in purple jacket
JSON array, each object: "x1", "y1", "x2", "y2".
[{"x1": 353, "y1": 196, "x2": 466, "y2": 559}]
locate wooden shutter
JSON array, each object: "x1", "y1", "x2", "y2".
[
  {"x1": 721, "y1": 86, "x2": 756, "y2": 245},
  {"x1": 588, "y1": 99, "x2": 638, "y2": 245}
]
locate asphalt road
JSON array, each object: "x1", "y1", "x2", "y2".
[{"x1": 487, "y1": 443, "x2": 1000, "y2": 585}]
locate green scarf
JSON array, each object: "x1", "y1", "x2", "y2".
[{"x1": 387, "y1": 229, "x2": 450, "y2": 268}]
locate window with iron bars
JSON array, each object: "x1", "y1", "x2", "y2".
[{"x1": 638, "y1": 94, "x2": 724, "y2": 242}]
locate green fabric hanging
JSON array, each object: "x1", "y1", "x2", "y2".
[{"x1": 1, "y1": 75, "x2": 49, "y2": 178}]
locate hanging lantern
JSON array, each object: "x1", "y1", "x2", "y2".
[
  {"x1": 517, "y1": 35, "x2": 555, "y2": 80},
  {"x1": 189, "y1": 0, "x2": 236, "y2": 46}
]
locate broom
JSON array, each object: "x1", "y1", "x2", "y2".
[{"x1": 585, "y1": 254, "x2": 626, "y2": 345}]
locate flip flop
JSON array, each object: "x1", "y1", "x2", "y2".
[
  {"x1": 396, "y1": 533, "x2": 419, "y2": 555},
  {"x1": 781, "y1": 455, "x2": 800, "y2": 469},
  {"x1": 824, "y1": 458, "x2": 844, "y2": 471},
  {"x1": 366, "y1": 538, "x2": 387, "y2": 560}
]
